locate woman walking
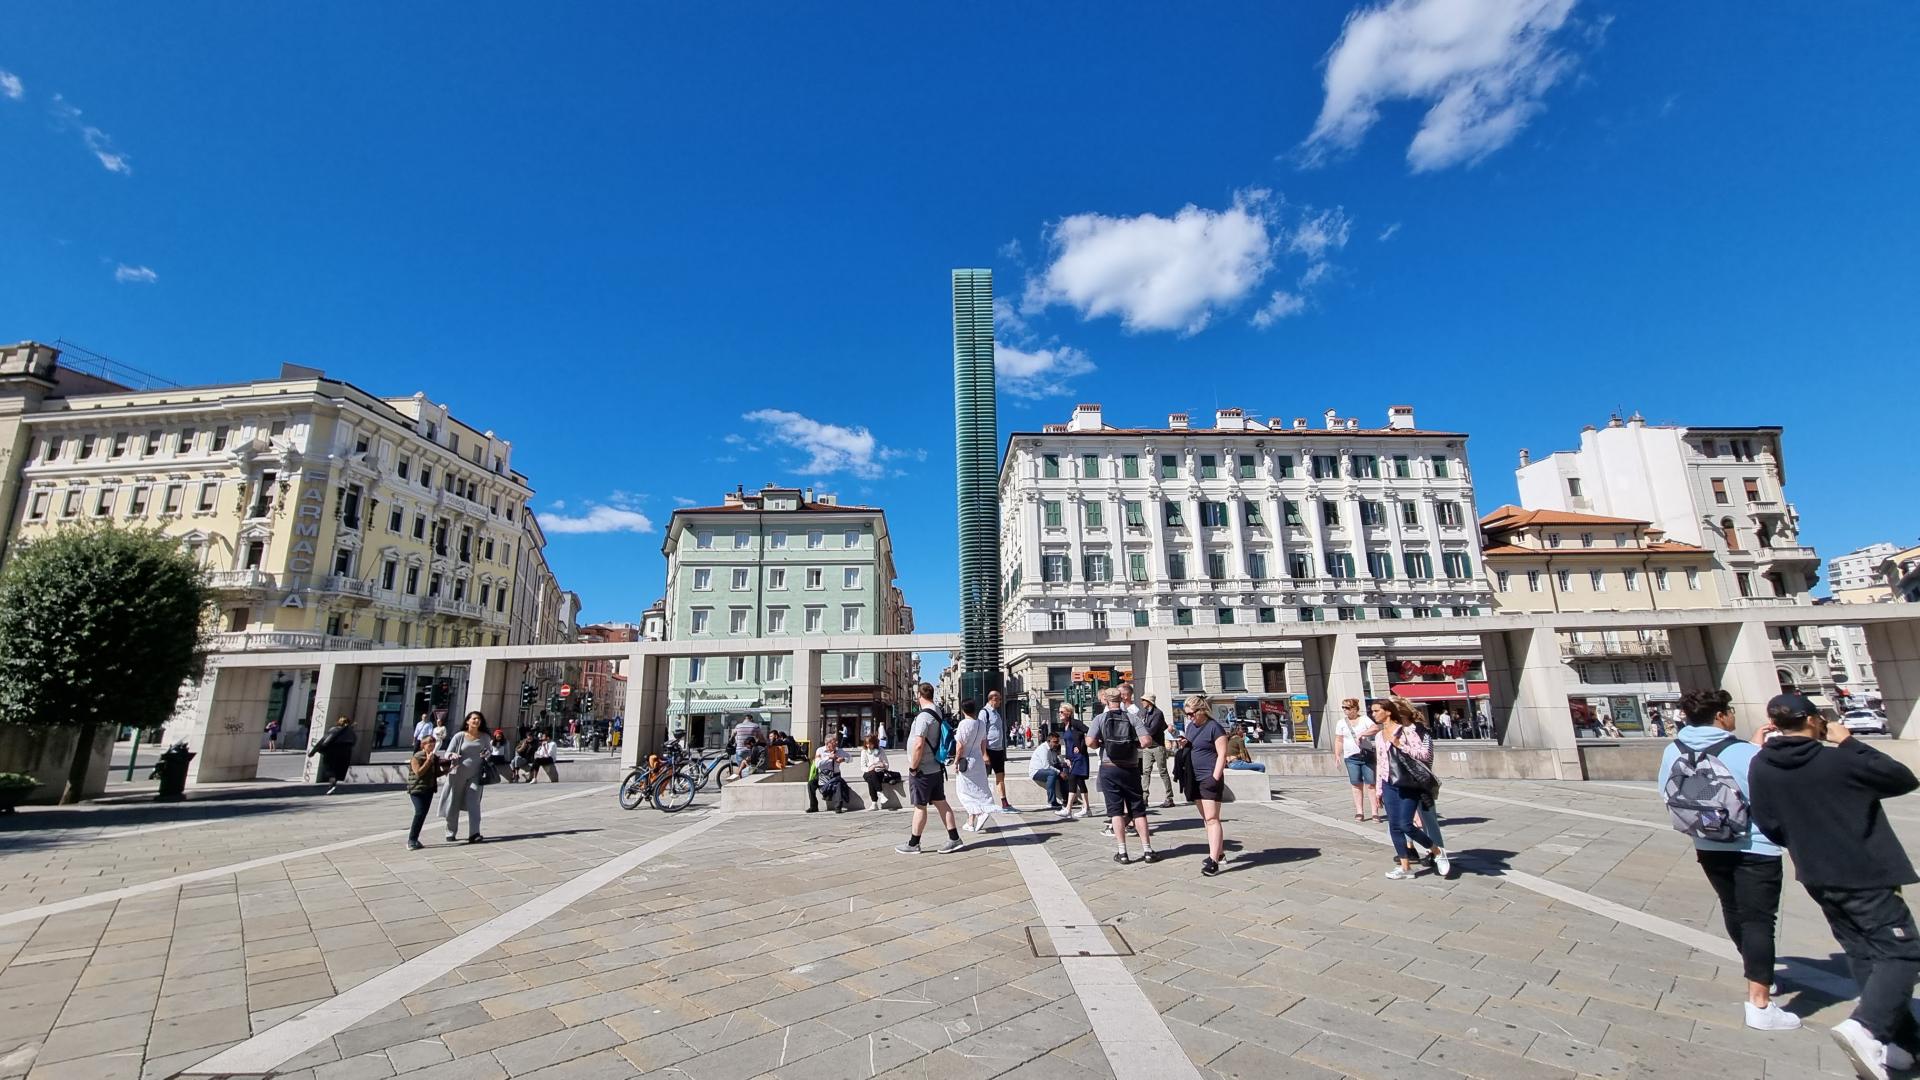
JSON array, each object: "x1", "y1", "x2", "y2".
[
  {"x1": 1054, "y1": 704, "x2": 1091, "y2": 819},
  {"x1": 1374, "y1": 697, "x2": 1448, "y2": 879},
  {"x1": 309, "y1": 716, "x2": 357, "y2": 794},
  {"x1": 861, "y1": 734, "x2": 892, "y2": 811},
  {"x1": 440, "y1": 711, "x2": 493, "y2": 843},
  {"x1": 1180, "y1": 696, "x2": 1229, "y2": 876},
  {"x1": 1333, "y1": 698, "x2": 1383, "y2": 821},
  {"x1": 954, "y1": 699, "x2": 997, "y2": 832},
  {"x1": 405, "y1": 735, "x2": 441, "y2": 850}
]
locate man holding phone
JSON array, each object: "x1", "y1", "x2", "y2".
[{"x1": 1750, "y1": 693, "x2": 1919, "y2": 1080}]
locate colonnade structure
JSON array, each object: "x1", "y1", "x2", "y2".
[{"x1": 171, "y1": 607, "x2": 1920, "y2": 786}]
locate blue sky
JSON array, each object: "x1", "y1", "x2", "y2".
[{"x1": 3, "y1": 3, "x2": 1916, "y2": 630}]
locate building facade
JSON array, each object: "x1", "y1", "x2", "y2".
[
  {"x1": 1882, "y1": 544, "x2": 1920, "y2": 604},
  {"x1": 1480, "y1": 505, "x2": 1721, "y2": 735},
  {"x1": 952, "y1": 268, "x2": 1003, "y2": 703},
  {"x1": 999, "y1": 404, "x2": 1492, "y2": 736},
  {"x1": 577, "y1": 622, "x2": 640, "y2": 724},
  {"x1": 1514, "y1": 413, "x2": 1830, "y2": 697},
  {"x1": 661, "y1": 485, "x2": 910, "y2": 747},
  {"x1": 1829, "y1": 542, "x2": 1900, "y2": 604},
  {"x1": 0, "y1": 341, "x2": 575, "y2": 754}
]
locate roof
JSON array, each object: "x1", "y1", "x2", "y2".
[
  {"x1": 669, "y1": 500, "x2": 881, "y2": 515},
  {"x1": 1481, "y1": 541, "x2": 1711, "y2": 557},
  {"x1": 1479, "y1": 504, "x2": 1649, "y2": 529},
  {"x1": 1007, "y1": 426, "x2": 1466, "y2": 440}
]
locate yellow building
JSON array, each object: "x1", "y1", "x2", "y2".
[
  {"x1": 1480, "y1": 505, "x2": 1722, "y2": 734},
  {"x1": 0, "y1": 341, "x2": 573, "y2": 753}
]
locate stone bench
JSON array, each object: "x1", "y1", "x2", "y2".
[{"x1": 1221, "y1": 767, "x2": 1272, "y2": 803}]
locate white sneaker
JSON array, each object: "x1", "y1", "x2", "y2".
[
  {"x1": 1886, "y1": 1044, "x2": 1913, "y2": 1072},
  {"x1": 1072, "y1": 809, "x2": 1087, "y2": 819},
  {"x1": 962, "y1": 822, "x2": 977, "y2": 833},
  {"x1": 1433, "y1": 852, "x2": 1453, "y2": 879},
  {"x1": 1832, "y1": 1019, "x2": 1890, "y2": 1080},
  {"x1": 1055, "y1": 808, "x2": 1071, "y2": 818},
  {"x1": 1744, "y1": 1002, "x2": 1801, "y2": 1031},
  {"x1": 1384, "y1": 867, "x2": 1415, "y2": 880}
]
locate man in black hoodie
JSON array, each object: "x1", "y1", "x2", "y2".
[{"x1": 1749, "y1": 692, "x2": 1919, "y2": 1080}]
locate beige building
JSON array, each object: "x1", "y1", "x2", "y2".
[
  {"x1": 0, "y1": 341, "x2": 576, "y2": 756},
  {"x1": 1481, "y1": 505, "x2": 1722, "y2": 735}
]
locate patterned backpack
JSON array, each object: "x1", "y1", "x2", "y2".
[{"x1": 1662, "y1": 736, "x2": 1750, "y2": 842}]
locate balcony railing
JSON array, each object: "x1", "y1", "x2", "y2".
[
  {"x1": 207, "y1": 569, "x2": 278, "y2": 591},
  {"x1": 1728, "y1": 595, "x2": 1811, "y2": 608},
  {"x1": 1563, "y1": 639, "x2": 1671, "y2": 658},
  {"x1": 211, "y1": 631, "x2": 375, "y2": 653},
  {"x1": 1758, "y1": 545, "x2": 1820, "y2": 561},
  {"x1": 320, "y1": 575, "x2": 373, "y2": 598}
]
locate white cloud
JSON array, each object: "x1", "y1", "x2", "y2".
[
  {"x1": 0, "y1": 70, "x2": 22, "y2": 102},
  {"x1": 1288, "y1": 207, "x2": 1352, "y2": 261},
  {"x1": 548, "y1": 499, "x2": 567, "y2": 510},
  {"x1": 1022, "y1": 190, "x2": 1276, "y2": 334},
  {"x1": 672, "y1": 496, "x2": 698, "y2": 507},
  {"x1": 1304, "y1": 0, "x2": 1580, "y2": 172},
  {"x1": 542, "y1": 506, "x2": 655, "y2": 535},
  {"x1": 1378, "y1": 221, "x2": 1403, "y2": 241},
  {"x1": 50, "y1": 94, "x2": 131, "y2": 174},
  {"x1": 1251, "y1": 291, "x2": 1307, "y2": 328},
  {"x1": 996, "y1": 341, "x2": 1097, "y2": 400},
  {"x1": 741, "y1": 409, "x2": 893, "y2": 479},
  {"x1": 112, "y1": 263, "x2": 157, "y2": 284}
]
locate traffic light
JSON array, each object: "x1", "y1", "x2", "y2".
[
  {"x1": 520, "y1": 682, "x2": 535, "y2": 709},
  {"x1": 583, "y1": 691, "x2": 595, "y2": 714},
  {"x1": 549, "y1": 692, "x2": 562, "y2": 714}
]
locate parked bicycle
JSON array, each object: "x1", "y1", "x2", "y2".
[{"x1": 617, "y1": 738, "x2": 697, "y2": 812}]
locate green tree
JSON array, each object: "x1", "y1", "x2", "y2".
[{"x1": 0, "y1": 527, "x2": 212, "y2": 803}]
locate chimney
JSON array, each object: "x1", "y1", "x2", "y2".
[
  {"x1": 1324, "y1": 408, "x2": 1340, "y2": 431},
  {"x1": 818, "y1": 493, "x2": 838, "y2": 506},
  {"x1": 1168, "y1": 412, "x2": 1189, "y2": 430},
  {"x1": 1518, "y1": 448, "x2": 1531, "y2": 467},
  {"x1": 1387, "y1": 405, "x2": 1415, "y2": 430},
  {"x1": 1345, "y1": 417, "x2": 1357, "y2": 431},
  {"x1": 1068, "y1": 403, "x2": 1104, "y2": 431},
  {"x1": 803, "y1": 486, "x2": 814, "y2": 502},
  {"x1": 1214, "y1": 408, "x2": 1246, "y2": 431},
  {"x1": 723, "y1": 491, "x2": 745, "y2": 507},
  {"x1": 1292, "y1": 417, "x2": 1307, "y2": 431},
  {"x1": 1628, "y1": 410, "x2": 1647, "y2": 428},
  {"x1": 1607, "y1": 413, "x2": 1625, "y2": 428}
]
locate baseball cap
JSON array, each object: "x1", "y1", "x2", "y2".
[{"x1": 1767, "y1": 692, "x2": 1819, "y2": 720}]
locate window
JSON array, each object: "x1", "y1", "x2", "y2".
[
  {"x1": 92, "y1": 487, "x2": 116, "y2": 518},
  {"x1": 692, "y1": 568, "x2": 712, "y2": 590},
  {"x1": 1496, "y1": 570, "x2": 1511, "y2": 592},
  {"x1": 688, "y1": 657, "x2": 706, "y2": 683},
  {"x1": 162, "y1": 485, "x2": 183, "y2": 515},
  {"x1": 1287, "y1": 553, "x2": 1311, "y2": 580},
  {"x1": 1320, "y1": 500, "x2": 1340, "y2": 528},
  {"x1": 806, "y1": 568, "x2": 824, "y2": 589},
  {"x1": 1360, "y1": 501, "x2": 1384, "y2": 528},
  {"x1": 26, "y1": 491, "x2": 47, "y2": 521},
  {"x1": 726, "y1": 657, "x2": 747, "y2": 682},
  {"x1": 841, "y1": 654, "x2": 859, "y2": 679},
  {"x1": 1042, "y1": 554, "x2": 1069, "y2": 582},
  {"x1": 1400, "y1": 502, "x2": 1420, "y2": 528},
  {"x1": 1164, "y1": 501, "x2": 1184, "y2": 527},
  {"x1": 129, "y1": 487, "x2": 150, "y2": 516},
  {"x1": 110, "y1": 433, "x2": 129, "y2": 459},
  {"x1": 1579, "y1": 532, "x2": 1594, "y2": 548},
  {"x1": 1246, "y1": 552, "x2": 1267, "y2": 579},
  {"x1": 1312, "y1": 454, "x2": 1338, "y2": 480},
  {"x1": 1159, "y1": 454, "x2": 1178, "y2": 479},
  {"x1": 1048, "y1": 667, "x2": 1073, "y2": 693},
  {"x1": 691, "y1": 609, "x2": 710, "y2": 634},
  {"x1": 1736, "y1": 571, "x2": 1753, "y2": 597},
  {"x1": 1167, "y1": 553, "x2": 1187, "y2": 581},
  {"x1": 80, "y1": 435, "x2": 98, "y2": 459},
  {"x1": 1258, "y1": 607, "x2": 1276, "y2": 623},
  {"x1": 1527, "y1": 570, "x2": 1542, "y2": 592},
  {"x1": 1048, "y1": 612, "x2": 1066, "y2": 631},
  {"x1": 41, "y1": 436, "x2": 61, "y2": 461},
  {"x1": 404, "y1": 565, "x2": 420, "y2": 594},
  {"x1": 1122, "y1": 454, "x2": 1139, "y2": 478},
  {"x1": 1124, "y1": 501, "x2": 1144, "y2": 527},
  {"x1": 1557, "y1": 569, "x2": 1573, "y2": 591},
  {"x1": 1237, "y1": 454, "x2": 1255, "y2": 479},
  {"x1": 771, "y1": 530, "x2": 788, "y2": 549},
  {"x1": 386, "y1": 505, "x2": 402, "y2": 532},
  {"x1": 1276, "y1": 454, "x2": 1295, "y2": 478},
  {"x1": 734, "y1": 530, "x2": 750, "y2": 549},
  {"x1": 1567, "y1": 477, "x2": 1583, "y2": 498},
  {"x1": 1743, "y1": 478, "x2": 1761, "y2": 503},
  {"x1": 1081, "y1": 453, "x2": 1099, "y2": 478},
  {"x1": 1175, "y1": 608, "x2": 1194, "y2": 627},
  {"x1": 843, "y1": 530, "x2": 858, "y2": 548},
  {"x1": 696, "y1": 530, "x2": 713, "y2": 550},
  {"x1": 1656, "y1": 569, "x2": 1670, "y2": 591},
  {"x1": 1441, "y1": 552, "x2": 1472, "y2": 579},
  {"x1": 1283, "y1": 500, "x2": 1303, "y2": 527},
  {"x1": 1200, "y1": 501, "x2": 1227, "y2": 527},
  {"x1": 1092, "y1": 611, "x2": 1108, "y2": 630},
  {"x1": 1437, "y1": 502, "x2": 1462, "y2": 527},
  {"x1": 768, "y1": 607, "x2": 787, "y2": 633},
  {"x1": 1393, "y1": 455, "x2": 1410, "y2": 478},
  {"x1": 1221, "y1": 664, "x2": 1246, "y2": 692},
  {"x1": 1711, "y1": 478, "x2": 1729, "y2": 505},
  {"x1": 1043, "y1": 454, "x2": 1060, "y2": 478},
  {"x1": 1337, "y1": 606, "x2": 1363, "y2": 621},
  {"x1": 844, "y1": 567, "x2": 861, "y2": 589},
  {"x1": 728, "y1": 608, "x2": 749, "y2": 634},
  {"x1": 58, "y1": 489, "x2": 79, "y2": 518},
  {"x1": 1299, "y1": 607, "x2": 1320, "y2": 622},
  {"x1": 806, "y1": 530, "x2": 823, "y2": 549},
  {"x1": 1205, "y1": 552, "x2": 1226, "y2": 581},
  {"x1": 1352, "y1": 455, "x2": 1378, "y2": 479},
  {"x1": 419, "y1": 465, "x2": 432, "y2": 489},
  {"x1": 1084, "y1": 554, "x2": 1111, "y2": 582},
  {"x1": 331, "y1": 547, "x2": 354, "y2": 577},
  {"x1": 1199, "y1": 455, "x2": 1217, "y2": 479},
  {"x1": 1429, "y1": 455, "x2": 1450, "y2": 478},
  {"x1": 1367, "y1": 551, "x2": 1394, "y2": 579},
  {"x1": 1403, "y1": 551, "x2": 1433, "y2": 579},
  {"x1": 1085, "y1": 502, "x2": 1103, "y2": 529},
  {"x1": 730, "y1": 568, "x2": 750, "y2": 590},
  {"x1": 428, "y1": 573, "x2": 442, "y2": 597},
  {"x1": 1624, "y1": 569, "x2": 1640, "y2": 592},
  {"x1": 805, "y1": 607, "x2": 824, "y2": 633},
  {"x1": 1216, "y1": 606, "x2": 1235, "y2": 625},
  {"x1": 1324, "y1": 552, "x2": 1355, "y2": 579},
  {"x1": 1245, "y1": 502, "x2": 1263, "y2": 527},
  {"x1": 1128, "y1": 553, "x2": 1148, "y2": 581},
  {"x1": 143, "y1": 429, "x2": 162, "y2": 455}
]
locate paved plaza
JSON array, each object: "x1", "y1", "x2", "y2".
[{"x1": 0, "y1": 771, "x2": 1913, "y2": 1080}]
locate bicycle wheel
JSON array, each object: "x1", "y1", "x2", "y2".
[
  {"x1": 653, "y1": 768, "x2": 697, "y2": 813},
  {"x1": 616, "y1": 770, "x2": 649, "y2": 811}
]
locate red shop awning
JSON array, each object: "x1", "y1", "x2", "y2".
[{"x1": 1389, "y1": 682, "x2": 1489, "y2": 701}]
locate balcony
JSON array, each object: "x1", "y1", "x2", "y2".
[
  {"x1": 207, "y1": 569, "x2": 279, "y2": 592},
  {"x1": 318, "y1": 575, "x2": 374, "y2": 604},
  {"x1": 1757, "y1": 545, "x2": 1820, "y2": 563},
  {"x1": 1728, "y1": 595, "x2": 1811, "y2": 609},
  {"x1": 1563, "y1": 638, "x2": 1671, "y2": 659},
  {"x1": 210, "y1": 631, "x2": 375, "y2": 653}
]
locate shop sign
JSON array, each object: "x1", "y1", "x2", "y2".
[{"x1": 1399, "y1": 659, "x2": 1473, "y2": 681}]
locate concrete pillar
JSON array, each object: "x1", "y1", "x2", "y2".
[
  {"x1": 1668, "y1": 624, "x2": 1715, "y2": 695},
  {"x1": 1703, "y1": 620, "x2": 1780, "y2": 738},
  {"x1": 302, "y1": 663, "x2": 365, "y2": 781},
  {"x1": 1300, "y1": 631, "x2": 1362, "y2": 748},
  {"x1": 623, "y1": 651, "x2": 665, "y2": 769},
  {"x1": 1477, "y1": 631, "x2": 1518, "y2": 743},
  {"x1": 1864, "y1": 620, "x2": 1920, "y2": 740},
  {"x1": 467, "y1": 658, "x2": 508, "y2": 733},
  {"x1": 1499, "y1": 626, "x2": 1581, "y2": 779},
  {"x1": 182, "y1": 664, "x2": 277, "y2": 784},
  {"x1": 1131, "y1": 637, "x2": 1174, "y2": 709},
  {"x1": 791, "y1": 648, "x2": 822, "y2": 747}
]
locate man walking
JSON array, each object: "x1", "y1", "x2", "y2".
[
  {"x1": 984, "y1": 689, "x2": 1015, "y2": 812},
  {"x1": 412, "y1": 712, "x2": 434, "y2": 752},
  {"x1": 1089, "y1": 689, "x2": 1155, "y2": 864},
  {"x1": 1138, "y1": 694, "x2": 1174, "y2": 808},
  {"x1": 1750, "y1": 693, "x2": 1919, "y2": 1079},
  {"x1": 897, "y1": 683, "x2": 963, "y2": 855}
]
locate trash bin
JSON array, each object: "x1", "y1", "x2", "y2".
[{"x1": 151, "y1": 742, "x2": 195, "y2": 800}]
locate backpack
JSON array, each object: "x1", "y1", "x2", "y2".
[
  {"x1": 1098, "y1": 710, "x2": 1141, "y2": 768},
  {"x1": 918, "y1": 708, "x2": 954, "y2": 767},
  {"x1": 1663, "y1": 736, "x2": 1750, "y2": 842}
]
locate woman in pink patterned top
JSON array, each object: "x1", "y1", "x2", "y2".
[{"x1": 1373, "y1": 697, "x2": 1445, "y2": 880}]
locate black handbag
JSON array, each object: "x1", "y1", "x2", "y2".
[{"x1": 1387, "y1": 745, "x2": 1439, "y2": 796}]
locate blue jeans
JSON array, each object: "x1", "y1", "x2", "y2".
[
  {"x1": 1416, "y1": 802, "x2": 1445, "y2": 848},
  {"x1": 1032, "y1": 768, "x2": 1060, "y2": 805},
  {"x1": 1382, "y1": 785, "x2": 1435, "y2": 862},
  {"x1": 1227, "y1": 761, "x2": 1266, "y2": 772}
]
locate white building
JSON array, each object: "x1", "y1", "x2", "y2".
[
  {"x1": 1818, "y1": 619, "x2": 1880, "y2": 705},
  {"x1": 999, "y1": 404, "x2": 1492, "y2": 735},
  {"x1": 1829, "y1": 542, "x2": 1900, "y2": 604},
  {"x1": 1515, "y1": 413, "x2": 1829, "y2": 695}
]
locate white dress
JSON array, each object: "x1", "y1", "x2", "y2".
[{"x1": 954, "y1": 715, "x2": 996, "y2": 816}]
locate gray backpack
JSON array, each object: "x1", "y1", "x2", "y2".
[{"x1": 1662, "y1": 736, "x2": 1750, "y2": 842}]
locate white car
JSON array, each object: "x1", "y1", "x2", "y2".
[{"x1": 1840, "y1": 709, "x2": 1889, "y2": 736}]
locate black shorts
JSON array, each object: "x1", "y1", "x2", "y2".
[
  {"x1": 909, "y1": 770, "x2": 946, "y2": 807},
  {"x1": 1099, "y1": 765, "x2": 1147, "y2": 820},
  {"x1": 986, "y1": 747, "x2": 1006, "y2": 775},
  {"x1": 1065, "y1": 773, "x2": 1088, "y2": 795},
  {"x1": 1195, "y1": 776, "x2": 1225, "y2": 802}
]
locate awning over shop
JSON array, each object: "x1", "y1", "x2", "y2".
[
  {"x1": 1389, "y1": 682, "x2": 1490, "y2": 701},
  {"x1": 667, "y1": 699, "x2": 759, "y2": 714}
]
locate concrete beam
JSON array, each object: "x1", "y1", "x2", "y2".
[
  {"x1": 1702, "y1": 621, "x2": 1782, "y2": 738},
  {"x1": 303, "y1": 663, "x2": 365, "y2": 780},
  {"x1": 1300, "y1": 632, "x2": 1363, "y2": 749},
  {"x1": 1496, "y1": 627, "x2": 1580, "y2": 779},
  {"x1": 1865, "y1": 620, "x2": 1920, "y2": 740}
]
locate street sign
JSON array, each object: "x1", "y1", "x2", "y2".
[
  {"x1": 558, "y1": 683, "x2": 573, "y2": 699},
  {"x1": 1454, "y1": 678, "x2": 1469, "y2": 693}
]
